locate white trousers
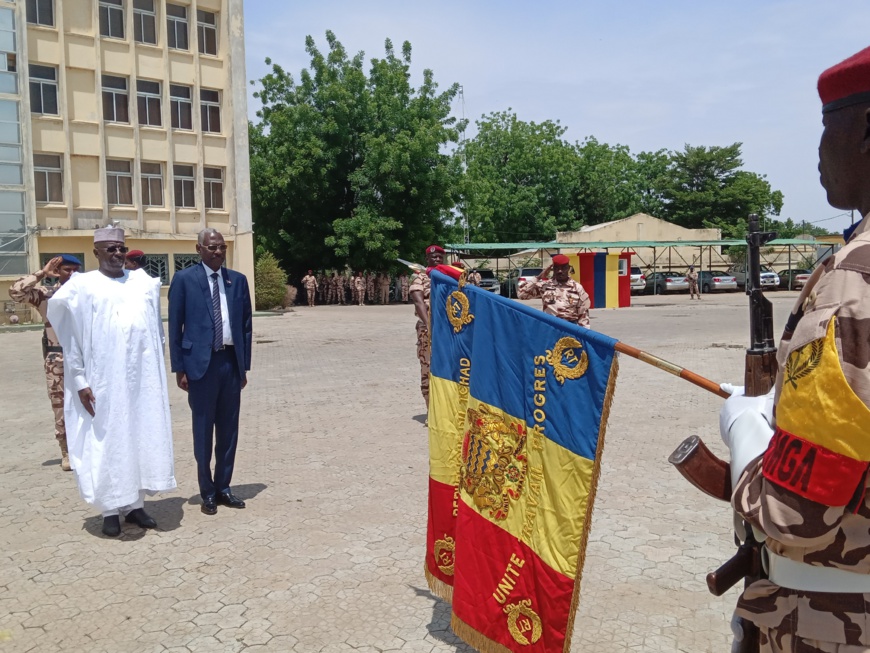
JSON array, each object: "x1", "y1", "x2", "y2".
[{"x1": 101, "y1": 490, "x2": 146, "y2": 517}]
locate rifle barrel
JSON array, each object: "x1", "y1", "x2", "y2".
[{"x1": 615, "y1": 342, "x2": 731, "y2": 399}]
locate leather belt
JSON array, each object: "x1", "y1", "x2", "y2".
[
  {"x1": 45, "y1": 346, "x2": 63, "y2": 353},
  {"x1": 214, "y1": 344, "x2": 234, "y2": 351},
  {"x1": 764, "y1": 549, "x2": 870, "y2": 593}
]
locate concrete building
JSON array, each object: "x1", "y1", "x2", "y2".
[{"x1": 1, "y1": 0, "x2": 253, "y2": 322}]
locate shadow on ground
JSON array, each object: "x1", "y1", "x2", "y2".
[{"x1": 410, "y1": 585, "x2": 476, "y2": 652}]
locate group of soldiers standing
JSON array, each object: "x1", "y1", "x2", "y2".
[{"x1": 299, "y1": 271, "x2": 410, "y2": 307}]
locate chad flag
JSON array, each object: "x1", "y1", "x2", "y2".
[{"x1": 428, "y1": 270, "x2": 619, "y2": 653}]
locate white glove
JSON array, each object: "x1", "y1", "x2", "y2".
[
  {"x1": 719, "y1": 384, "x2": 775, "y2": 489},
  {"x1": 730, "y1": 612, "x2": 744, "y2": 653}
]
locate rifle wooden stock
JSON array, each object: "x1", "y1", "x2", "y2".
[
  {"x1": 706, "y1": 541, "x2": 762, "y2": 596},
  {"x1": 668, "y1": 436, "x2": 732, "y2": 502}
]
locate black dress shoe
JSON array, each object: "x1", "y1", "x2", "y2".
[
  {"x1": 102, "y1": 515, "x2": 121, "y2": 537},
  {"x1": 125, "y1": 508, "x2": 157, "y2": 529},
  {"x1": 201, "y1": 497, "x2": 217, "y2": 515},
  {"x1": 216, "y1": 491, "x2": 245, "y2": 509}
]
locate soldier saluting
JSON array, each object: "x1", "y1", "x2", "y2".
[
  {"x1": 719, "y1": 45, "x2": 870, "y2": 652},
  {"x1": 517, "y1": 254, "x2": 591, "y2": 328}
]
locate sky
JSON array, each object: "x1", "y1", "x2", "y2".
[{"x1": 242, "y1": 0, "x2": 870, "y2": 235}]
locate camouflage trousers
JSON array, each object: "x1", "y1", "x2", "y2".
[
  {"x1": 44, "y1": 352, "x2": 66, "y2": 442},
  {"x1": 416, "y1": 320, "x2": 430, "y2": 407},
  {"x1": 401, "y1": 287, "x2": 409, "y2": 302},
  {"x1": 379, "y1": 287, "x2": 389, "y2": 304},
  {"x1": 759, "y1": 626, "x2": 870, "y2": 652},
  {"x1": 305, "y1": 286, "x2": 316, "y2": 307},
  {"x1": 688, "y1": 280, "x2": 700, "y2": 298}
]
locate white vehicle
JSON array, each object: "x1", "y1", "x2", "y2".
[
  {"x1": 630, "y1": 266, "x2": 646, "y2": 293},
  {"x1": 730, "y1": 264, "x2": 780, "y2": 290}
]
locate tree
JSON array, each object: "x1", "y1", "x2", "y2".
[
  {"x1": 254, "y1": 252, "x2": 288, "y2": 310},
  {"x1": 460, "y1": 111, "x2": 583, "y2": 242},
  {"x1": 249, "y1": 32, "x2": 463, "y2": 276},
  {"x1": 657, "y1": 143, "x2": 784, "y2": 233}
]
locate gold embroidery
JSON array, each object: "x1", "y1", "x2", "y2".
[
  {"x1": 545, "y1": 337, "x2": 589, "y2": 384},
  {"x1": 447, "y1": 287, "x2": 474, "y2": 334},
  {"x1": 460, "y1": 405, "x2": 528, "y2": 521},
  {"x1": 785, "y1": 339, "x2": 823, "y2": 390},
  {"x1": 433, "y1": 536, "x2": 455, "y2": 575},
  {"x1": 505, "y1": 599, "x2": 542, "y2": 645}
]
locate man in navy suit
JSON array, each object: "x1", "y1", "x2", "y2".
[{"x1": 168, "y1": 228, "x2": 253, "y2": 515}]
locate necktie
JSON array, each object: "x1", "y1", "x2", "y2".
[{"x1": 211, "y1": 272, "x2": 223, "y2": 350}]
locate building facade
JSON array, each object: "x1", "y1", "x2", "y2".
[{"x1": 1, "y1": 0, "x2": 253, "y2": 322}]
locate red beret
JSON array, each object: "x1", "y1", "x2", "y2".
[
  {"x1": 426, "y1": 245, "x2": 445, "y2": 254},
  {"x1": 126, "y1": 249, "x2": 145, "y2": 259},
  {"x1": 552, "y1": 254, "x2": 570, "y2": 266},
  {"x1": 818, "y1": 45, "x2": 870, "y2": 113}
]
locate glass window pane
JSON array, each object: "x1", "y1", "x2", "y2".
[
  {"x1": 0, "y1": 145, "x2": 21, "y2": 163},
  {"x1": 106, "y1": 159, "x2": 130, "y2": 172},
  {"x1": 99, "y1": 5, "x2": 109, "y2": 35},
  {"x1": 0, "y1": 99, "x2": 18, "y2": 121},
  {"x1": 30, "y1": 64, "x2": 55, "y2": 81},
  {"x1": 137, "y1": 80, "x2": 159, "y2": 94},
  {"x1": 0, "y1": 254, "x2": 28, "y2": 274},
  {"x1": 178, "y1": 26, "x2": 188, "y2": 50},
  {"x1": 102, "y1": 91, "x2": 114, "y2": 121},
  {"x1": 115, "y1": 95, "x2": 128, "y2": 122},
  {"x1": 0, "y1": 163, "x2": 22, "y2": 184},
  {"x1": 143, "y1": 16, "x2": 156, "y2": 43},
  {"x1": 102, "y1": 75, "x2": 126, "y2": 90},
  {"x1": 174, "y1": 164, "x2": 192, "y2": 177},
  {"x1": 0, "y1": 122, "x2": 20, "y2": 145},
  {"x1": 118, "y1": 177, "x2": 132, "y2": 204},
  {"x1": 0, "y1": 190, "x2": 23, "y2": 211},
  {"x1": 134, "y1": 0, "x2": 153, "y2": 10},
  {"x1": 148, "y1": 99, "x2": 161, "y2": 126},
  {"x1": 42, "y1": 87, "x2": 57, "y2": 114},
  {"x1": 0, "y1": 212, "x2": 24, "y2": 232},
  {"x1": 0, "y1": 31, "x2": 13, "y2": 54},
  {"x1": 47, "y1": 172, "x2": 62, "y2": 202},
  {"x1": 0, "y1": 234, "x2": 26, "y2": 252},
  {"x1": 0, "y1": 7, "x2": 15, "y2": 30},
  {"x1": 41, "y1": 0, "x2": 54, "y2": 26},
  {"x1": 170, "y1": 84, "x2": 189, "y2": 99},
  {"x1": 141, "y1": 162, "x2": 160, "y2": 175},
  {"x1": 166, "y1": 4, "x2": 185, "y2": 18},
  {"x1": 205, "y1": 29, "x2": 216, "y2": 55},
  {"x1": 0, "y1": 72, "x2": 17, "y2": 94},
  {"x1": 210, "y1": 106, "x2": 220, "y2": 132}
]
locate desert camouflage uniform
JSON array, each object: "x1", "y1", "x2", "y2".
[
  {"x1": 354, "y1": 275, "x2": 366, "y2": 306},
  {"x1": 335, "y1": 274, "x2": 346, "y2": 305},
  {"x1": 301, "y1": 274, "x2": 318, "y2": 307},
  {"x1": 468, "y1": 271, "x2": 482, "y2": 286},
  {"x1": 317, "y1": 273, "x2": 327, "y2": 303},
  {"x1": 378, "y1": 273, "x2": 391, "y2": 305},
  {"x1": 733, "y1": 222, "x2": 870, "y2": 651},
  {"x1": 409, "y1": 271, "x2": 431, "y2": 407},
  {"x1": 517, "y1": 277, "x2": 591, "y2": 328},
  {"x1": 366, "y1": 273, "x2": 375, "y2": 304},
  {"x1": 399, "y1": 274, "x2": 410, "y2": 302},
  {"x1": 9, "y1": 271, "x2": 69, "y2": 468},
  {"x1": 686, "y1": 269, "x2": 701, "y2": 299}
]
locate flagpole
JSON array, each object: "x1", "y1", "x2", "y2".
[{"x1": 615, "y1": 342, "x2": 731, "y2": 399}]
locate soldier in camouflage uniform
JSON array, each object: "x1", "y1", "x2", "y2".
[
  {"x1": 686, "y1": 265, "x2": 701, "y2": 300},
  {"x1": 317, "y1": 272, "x2": 327, "y2": 304},
  {"x1": 301, "y1": 270, "x2": 318, "y2": 307},
  {"x1": 354, "y1": 272, "x2": 366, "y2": 306},
  {"x1": 366, "y1": 272, "x2": 375, "y2": 305},
  {"x1": 335, "y1": 272, "x2": 347, "y2": 305},
  {"x1": 468, "y1": 269, "x2": 482, "y2": 286},
  {"x1": 378, "y1": 272, "x2": 391, "y2": 305},
  {"x1": 720, "y1": 46, "x2": 870, "y2": 653},
  {"x1": 410, "y1": 246, "x2": 444, "y2": 413},
  {"x1": 9, "y1": 255, "x2": 81, "y2": 471},
  {"x1": 399, "y1": 273, "x2": 410, "y2": 303},
  {"x1": 517, "y1": 254, "x2": 591, "y2": 328}
]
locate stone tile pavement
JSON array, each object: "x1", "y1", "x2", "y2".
[{"x1": 0, "y1": 290, "x2": 801, "y2": 652}]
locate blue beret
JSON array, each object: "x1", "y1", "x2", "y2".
[{"x1": 60, "y1": 254, "x2": 82, "y2": 266}]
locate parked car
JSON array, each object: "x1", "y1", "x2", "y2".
[
  {"x1": 731, "y1": 264, "x2": 780, "y2": 290},
  {"x1": 502, "y1": 267, "x2": 543, "y2": 297},
  {"x1": 474, "y1": 269, "x2": 501, "y2": 293},
  {"x1": 630, "y1": 266, "x2": 646, "y2": 293},
  {"x1": 779, "y1": 268, "x2": 812, "y2": 290},
  {"x1": 644, "y1": 271, "x2": 689, "y2": 294},
  {"x1": 698, "y1": 270, "x2": 737, "y2": 293}
]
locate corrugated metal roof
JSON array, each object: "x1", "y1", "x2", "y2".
[{"x1": 447, "y1": 238, "x2": 822, "y2": 251}]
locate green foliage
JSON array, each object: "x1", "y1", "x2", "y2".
[
  {"x1": 249, "y1": 32, "x2": 463, "y2": 277},
  {"x1": 254, "y1": 252, "x2": 288, "y2": 310}
]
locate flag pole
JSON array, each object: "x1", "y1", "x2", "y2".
[{"x1": 615, "y1": 342, "x2": 731, "y2": 399}]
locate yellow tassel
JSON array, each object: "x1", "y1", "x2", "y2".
[
  {"x1": 451, "y1": 614, "x2": 514, "y2": 653},
  {"x1": 425, "y1": 565, "x2": 454, "y2": 604}
]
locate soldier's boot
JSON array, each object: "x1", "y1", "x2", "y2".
[{"x1": 59, "y1": 437, "x2": 71, "y2": 471}]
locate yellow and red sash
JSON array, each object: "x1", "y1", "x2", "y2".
[{"x1": 763, "y1": 317, "x2": 870, "y2": 506}]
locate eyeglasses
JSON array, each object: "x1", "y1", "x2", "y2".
[
  {"x1": 100, "y1": 245, "x2": 129, "y2": 254},
  {"x1": 204, "y1": 244, "x2": 228, "y2": 252}
]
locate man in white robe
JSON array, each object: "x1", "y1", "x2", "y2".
[{"x1": 48, "y1": 227, "x2": 176, "y2": 537}]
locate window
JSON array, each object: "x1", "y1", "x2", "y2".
[
  {"x1": 618, "y1": 259, "x2": 628, "y2": 276},
  {"x1": 166, "y1": 4, "x2": 188, "y2": 50},
  {"x1": 34, "y1": 154, "x2": 62, "y2": 203},
  {"x1": 203, "y1": 167, "x2": 223, "y2": 210},
  {"x1": 26, "y1": 0, "x2": 54, "y2": 27},
  {"x1": 0, "y1": 190, "x2": 26, "y2": 275},
  {"x1": 106, "y1": 159, "x2": 133, "y2": 205},
  {"x1": 169, "y1": 84, "x2": 192, "y2": 130},
  {"x1": 0, "y1": 8, "x2": 15, "y2": 54},
  {"x1": 143, "y1": 253, "x2": 168, "y2": 285},
  {"x1": 102, "y1": 75, "x2": 129, "y2": 123},
  {"x1": 197, "y1": 9, "x2": 217, "y2": 55},
  {"x1": 29, "y1": 65, "x2": 57, "y2": 115},
  {"x1": 133, "y1": 0, "x2": 156, "y2": 44},
  {"x1": 0, "y1": 99, "x2": 21, "y2": 186},
  {"x1": 99, "y1": 0, "x2": 124, "y2": 40},
  {"x1": 0, "y1": 9, "x2": 15, "y2": 94},
  {"x1": 173, "y1": 164, "x2": 195, "y2": 208},
  {"x1": 136, "y1": 79, "x2": 161, "y2": 127},
  {"x1": 140, "y1": 161, "x2": 163, "y2": 206},
  {"x1": 200, "y1": 89, "x2": 220, "y2": 133},
  {"x1": 174, "y1": 253, "x2": 199, "y2": 271}
]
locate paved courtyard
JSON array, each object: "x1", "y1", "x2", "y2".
[{"x1": 0, "y1": 289, "x2": 801, "y2": 652}]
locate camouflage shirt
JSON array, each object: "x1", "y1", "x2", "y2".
[
  {"x1": 9, "y1": 272, "x2": 60, "y2": 347},
  {"x1": 409, "y1": 271, "x2": 430, "y2": 313},
  {"x1": 733, "y1": 221, "x2": 870, "y2": 645},
  {"x1": 301, "y1": 274, "x2": 318, "y2": 290},
  {"x1": 517, "y1": 277, "x2": 591, "y2": 328}
]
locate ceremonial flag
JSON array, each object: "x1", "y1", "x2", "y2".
[{"x1": 426, "y1": 269, "x2": 619, "y2": 653}]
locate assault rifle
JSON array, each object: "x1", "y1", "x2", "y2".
[{"x1": 668, "y1": 214, "x2": 777, "y2": 653}]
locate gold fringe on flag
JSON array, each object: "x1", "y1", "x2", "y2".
[
  {"x1": 451, "y1": 614, "x2": 514, "y2": 653},
  {"x1": 562, "y1": 355, "x2": 619, "y2": 653},
  {"x1": 425, "y1": 564, "x2": 454, "y2": 604}
]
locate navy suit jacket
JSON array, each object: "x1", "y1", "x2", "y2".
[{"x1": 168, "y1": 264, "x2": 253, "y2": 382}]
